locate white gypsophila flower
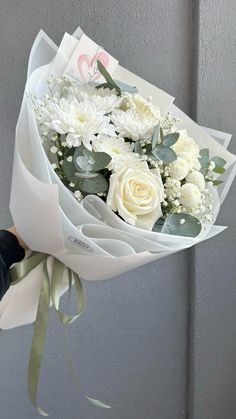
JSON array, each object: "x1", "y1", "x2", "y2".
[
  {"x1": 70, "y1": 84, "x2": 122, "y2": 114},
  {"x1": 164, "y1": 178, "x2": 181, "y2": 200},
  {"x1": 186, "y1": 171, "x2": 205, "y2": 192},
  {"x1": 171, "y1": 129, "x2": 200, "y2": 170},
  {"x1": 119, "y1": 93, "x2": 162, "y2": 120},
  {"x1": 111, "y1": 109, "x2": 158, "y2": 141},
  {"x1": 74, "y1": 190, "x2": 83, "y2": 201},
  {"x1": 168, "y1": 157, "x2": 189, "y2": 181},
  {"x1": 40, "y1": 97, "x2": 115, "y2": 150},
  {"x1": 107, "y1": 161, "x2": 164, "y2": 230},
  {"x1": 92, "y1": 135, "x2": 140, "y2": 170},
  {"x1": 179, "y1": 183, "x2": 202, "y2": 209},
  {"x1": 161, "y1": 112, "x2": 179, "y2": 135},
  {"x1": 50, "y1": 146, "x2": 58, "y2": 154}
]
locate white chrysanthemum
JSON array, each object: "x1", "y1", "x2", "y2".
[
  {"x1": 120, "y1": 93, "x2": 161, "y2": 120},
  {"x1": 179, "y1": 183, "x2": 202, "y2": 209},
  {"x1": 168, "y1": 157, "x2": 189, "y2": 180},
  {"x1": 186, "y1": 171, "x2": 205, "y2": 191},
  {"x1": 111, "y1": 109, "x2": 157, "y2": 141},
  {"x1": 40, "y1": 97, "x2": 115, "y2": 149},
  {"x1": 70, "y1": 84, "x2": 122, "y2": 114},
  {"x1": 93, "y1": 135, "x2": 139, "y2": 170}
]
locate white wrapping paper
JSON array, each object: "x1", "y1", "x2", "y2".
[{"x1": 0, "y1": 28, "x2": 235, "y2": 329}]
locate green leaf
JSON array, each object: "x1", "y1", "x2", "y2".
[
  {"x1": 152, "y1": 145, "x2": 177, "y2": 162},
  {"x1": 211, "y1": 156, "x2": 226, "y2": 167},
  {"x1": 161, "y1": 213, "x2": 202, "y2": 237},
  {"x1": 96, "y1": 60, "x2": 121, "y2": 96},
  {"x1": 76, "y1": 173, "x2": 108, "y2": 193},
  {"x1": 160, "y1": 127, "x2": 164, "y2": 143},
  {"x1": 95, "y1": 82, "x2": 119, "y2": 92},
  {"x1": 205, "y1": 178, "x2": 224, "y2": 186},
  {"x1": 151, "y1": 124, "x2": 160, "y2": 150},
  {"x1": 162, "y1": 132, "x2": 179, "y2": 147},
  {"x1": 86, "y1": 396, "x2": 111, "y2": 409},
  {"x1": 198, "y1": 148, "x2": 209, "y2": 169},
  {"x1": 212, "y1": 165, "x2": 225, "y2": 174}
]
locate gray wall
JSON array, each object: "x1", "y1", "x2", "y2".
[{"x1": 0, "y1": 1, "x2": 235, "y2": 418}]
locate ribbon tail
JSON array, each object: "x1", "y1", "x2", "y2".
[
  {"x1": 27, "y1": 259, "x2": 50, "y2": 416},
  {"x1": 51, "y1": 260, "x2": 85, "y2": 324}
]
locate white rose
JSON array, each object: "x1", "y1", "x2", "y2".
[{"x1": 107, "y1": 161, "x2": 164, "y2": 230}]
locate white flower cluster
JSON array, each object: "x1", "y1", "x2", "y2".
[{"x1": 35, "y1": 76, "x2": 222, "y2": 233}]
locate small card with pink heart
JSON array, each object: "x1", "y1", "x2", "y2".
[{"x1": 63, "y1": 33, "x2": 118, "y2": 84}]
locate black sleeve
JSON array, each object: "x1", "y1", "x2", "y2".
[{"x1": 0, "y1": 230, "x2": 25, "y2": 301}]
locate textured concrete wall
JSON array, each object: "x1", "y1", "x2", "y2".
[
  {"x1": 0, "y1": 1, "x2": 235, "y2": 418},
  {"x1": 0, "y1": 1, "x2": 191, "y2": 418},
  {"x1": 190, "y1": 2, "x2": 236, "y2": 419}
]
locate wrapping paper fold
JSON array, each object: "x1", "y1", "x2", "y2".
[{"x1": 0, "y1": 28, "x2": 235, "y2": 329}]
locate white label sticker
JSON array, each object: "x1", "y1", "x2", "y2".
[{"x1": 67, "y1": 236, "x2": 94, "y2": 253}]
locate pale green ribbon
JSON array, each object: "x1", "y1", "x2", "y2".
[{"x1": 9, "y1": 252, "x2": 110, "y2": 416}]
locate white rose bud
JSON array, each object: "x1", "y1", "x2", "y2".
[
  {"x1": 107, "y1": 162, "x2": 164, "y2": 230},
  {"x1": 186, "y1": 171, "x2": 205, "y2": 191},
  {"x1": 179, "y1": 183, "x2": 202, "y2": 209}
]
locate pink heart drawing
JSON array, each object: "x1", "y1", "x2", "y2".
[{"x1": 78, "y1": 50, "x2": 110, "y2": 83}]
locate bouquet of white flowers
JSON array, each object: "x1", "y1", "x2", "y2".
[{"x1": 0, "y1": 27, "x2": 235, "y2": 415}]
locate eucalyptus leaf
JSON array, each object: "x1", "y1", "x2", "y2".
[
  {"x1": 96, "y1": 60, "x2": 121, "y2": 96},
  {"x1": 75, "y1": 172, "x2": 99, "y2": 179},
  {"x1": 151, "y1": 124, "x2": 160, "y2": 150},
  {"x1": 63, "y1": 156, "x2": 78, "y2": 183},
  {"x1": 74, "y1": 146, "x2": 111, "y2": 172},
  {"x1": 152, "y1": 145, "x2": 177, "y2": 162},
  {"x1": 77, "y1": 173, "x2": 108, "y2": 193},
  {"x1": 83, "y1": 149, "x2": 96, "y2": 164},
  {"x1": 90, "y1": 152, "x2": 112, "y2": 172},
  {"x1": 161, "y1": 213, "x2": 202, "y2": 237},
  {"x1": 152, "y1": 218, "x2": 164, "y2": 232},
  {"x1": 162, "y1": 132, "x2": 179, "y2": 147},
  {"x1": 76, "y1": 156, "x2": 93, "y2": 171},
  {"x1": 198, "y1": 148, "x2": 209, "y2": 169},
  {"x1": 134, "y1": 141, "x2": 143, "y2": 155},
  {"x1": 211, "y1": 156, "x2": 226, "y2": 167}
]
